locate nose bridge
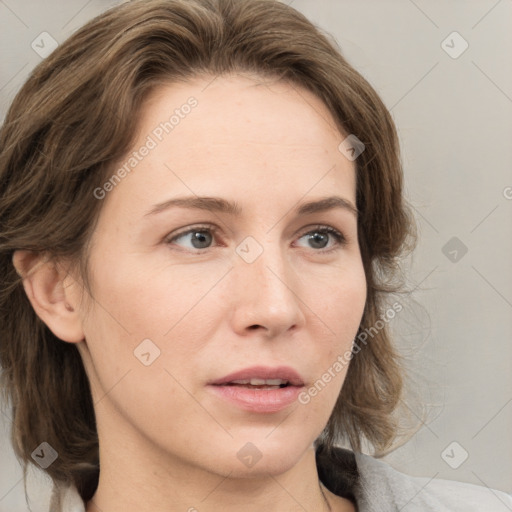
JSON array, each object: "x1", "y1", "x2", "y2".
[
  {"x1": 231, "y1": 233, "x2": 304, "y2": 333},
  {"x1": 238, "y1": 231, "x2": 290, "y2": 289}
]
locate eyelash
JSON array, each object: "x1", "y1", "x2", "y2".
[{"x1": 164, "y1": 224, "x2": 347, "y2": 254}]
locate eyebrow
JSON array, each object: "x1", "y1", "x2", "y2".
[{"x1": 144, "y1": 195, "x2": 359, "y2": 218}]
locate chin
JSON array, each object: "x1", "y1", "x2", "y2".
[{"x1": 204, "y1": 431, "x2": 316, "y2": 479}]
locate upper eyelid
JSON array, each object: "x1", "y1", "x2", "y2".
[{"x1": 166, "y1": 223, "x2": 220, "y2": 240}]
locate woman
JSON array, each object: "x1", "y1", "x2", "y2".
[{"x1": 0, "y1": 0, "x2": 510, "y2": 510}]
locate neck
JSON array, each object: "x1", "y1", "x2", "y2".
[
  {"x1": 87, "y1": 445, "x2": 332, "y2": 511},
  {"x1": 84, "y1": 404, "x2": 353, "y2": 512}
]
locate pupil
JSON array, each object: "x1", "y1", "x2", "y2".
[
  {"x1": 309, "y1": 232, "x2": 327, "y2": 249},
  {"x1": 192, "y1": 231, "x2": 211, "y2": 249}
]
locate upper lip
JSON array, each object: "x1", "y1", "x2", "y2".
[{"x1": 208, "y1": 365, "x2": 305, "y2": 386}]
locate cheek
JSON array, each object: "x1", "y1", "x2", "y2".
[
  {"x1": 314, "y1": 263, "x2": 366, "y2": 390},
  {"x1": 283, "y1": 265, "x2": 365, "y2": 401},
  {"x1": 320, "y1": 261, "x2": 367, "y2": 336},
  {"x1": 80, "y1": 252, "x2": 228, "y2": 380},
  {"x1": 79, "y1": 256, "x2": 210, "y2": 434},
  {"x1": 83, "y1": 248, "x2": 367, "y2": 366},
  {"x1": 82, "y1": 239, "x2": 366, "y2": 379},
  {"x1": 84, "y1": 246, "x2": 203, "y2": 330}
]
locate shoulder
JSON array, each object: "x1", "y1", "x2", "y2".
[{"x1": 353, "y1": 450, "x2": 512, "y2": 512}]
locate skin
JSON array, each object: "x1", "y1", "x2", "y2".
[{"x1": 14, "y1": 73, "x2": 366, "y2": 512}]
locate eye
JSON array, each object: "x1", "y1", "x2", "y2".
[
  {"x1": 295, "y1": 225, "x2": 347, "y2": 253},
  {"x1": 165, "y1": 224, "x2": 347, "y2": 254},
  {"x1": 165, "y1": 225, "x2": 218, "y2": 251}
]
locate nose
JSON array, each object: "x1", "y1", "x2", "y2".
[{"x1": 229, "y1": 239, "x2": 306, "y2": 338}]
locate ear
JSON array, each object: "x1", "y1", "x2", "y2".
[{"x1": 12, "y1": 250, "x2": 85, "y2": 343}]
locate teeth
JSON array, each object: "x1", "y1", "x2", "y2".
[
  {"x1": 263, "y1": 379, "x2": 287, "y2": 386},
  {"x1": 230, "y1": 378, "x2": 288, "y2": 386}
]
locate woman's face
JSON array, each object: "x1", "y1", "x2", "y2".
[{"x1": 73, "y1": 74, "x2": 367, "y2": 477}]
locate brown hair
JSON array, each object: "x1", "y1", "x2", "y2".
[{"x1": 0, "y1": 0, "x2": 417, "y2": 503}]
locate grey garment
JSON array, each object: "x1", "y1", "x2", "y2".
[
  {"x1": 49, "y1": 449, "x2": 512, "y2": 511},
  {"x1": 353, "y1": 451, "x2": 512, "y2": 511}
]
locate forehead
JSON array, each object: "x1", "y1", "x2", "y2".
[
  {"x1": 139, "y1": 73, "x2": 345, "y2": 146},
  {"x1": 101, "y1": 73, "x2": 356, "y2": 217}
]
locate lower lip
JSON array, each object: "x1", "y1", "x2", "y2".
[{"x1": 207, "y1": 384, "x2": 304, "y2": 413}]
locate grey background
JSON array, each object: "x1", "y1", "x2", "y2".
[{"x1": 1, "y1": 0, "x2": 511, "y2": 510}]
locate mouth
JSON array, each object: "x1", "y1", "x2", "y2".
[
  {"x1": 221, "y1": 378, "x2": 292, "y2": 390},
  {"x1": 208, "y1": 365, "x2": 305, "y2": 387},
  {"x1": 206, "y1": 366, "x2": 305, "y2": 413}
]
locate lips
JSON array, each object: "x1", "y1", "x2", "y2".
[
  {"x1": 206, "y1": 365, "x2": 305, "y2": 413},
  {"x1": 208, "y1": 365, "x2": 305, "y2": 387}
]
